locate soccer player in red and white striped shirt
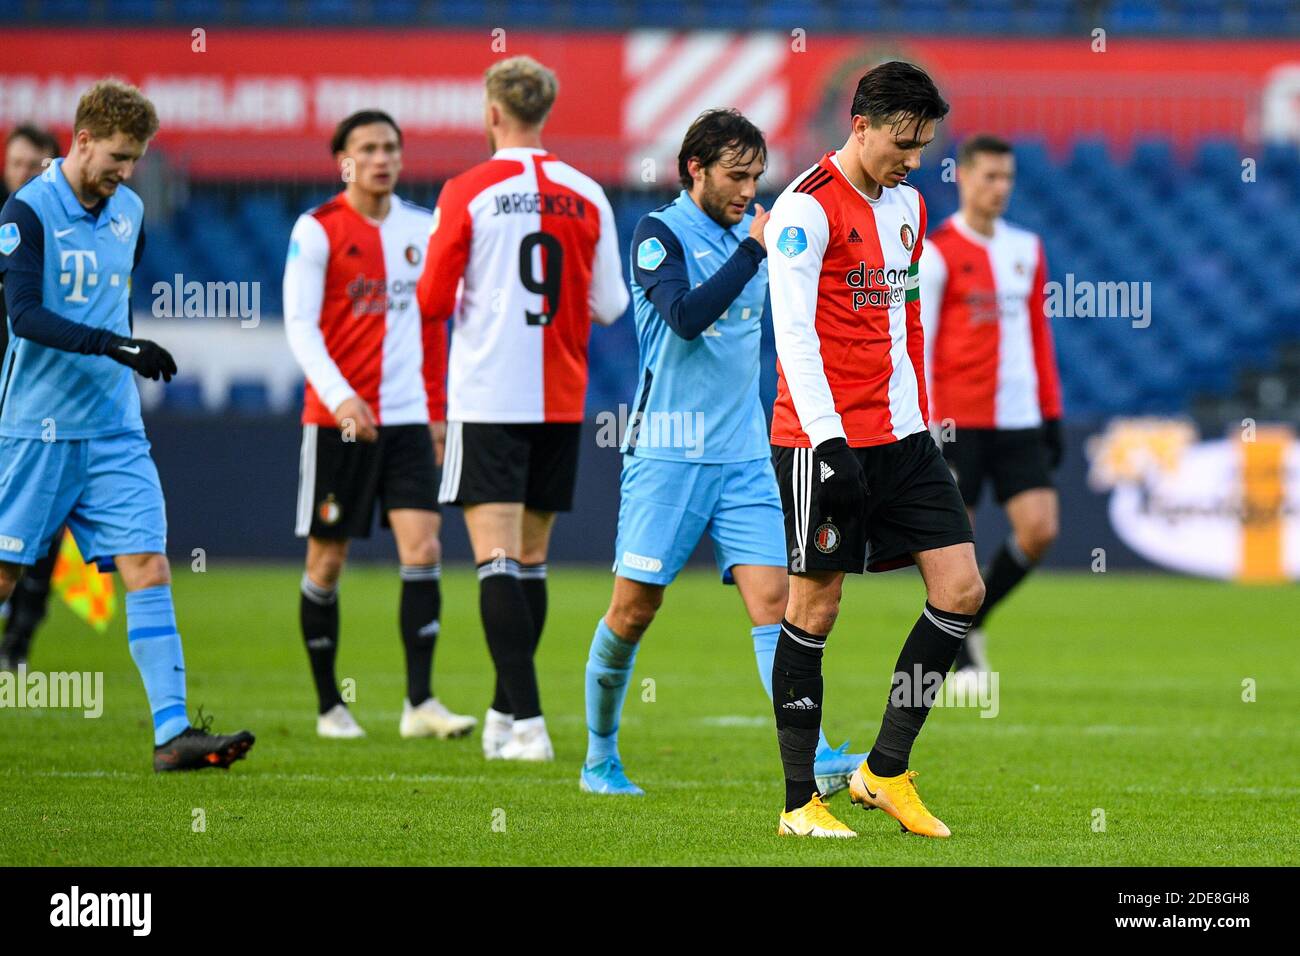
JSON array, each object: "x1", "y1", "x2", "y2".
[
  {"x1": 765, "y1": 62, "x2": 984, "y2": 839},
  {"x1": 417, "y1": 57, "x2": 628, "y2": 762},
  {"x1": 920, "y1": 134, "x2": 1063, "y2": 683},
  {"x1": 283, "y1": 110, "x2": 475, "y2": 742}
]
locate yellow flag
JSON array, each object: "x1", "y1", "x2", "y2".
[{"x1": 51, "y1": 535, "x2": 116, "y2": 633}]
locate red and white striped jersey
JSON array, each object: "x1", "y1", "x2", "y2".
[
  {"x1": 919, "y1": 214, "x2": 1062, "y2": 429},
  {"x1": 283, "y1": 192, "x2": 446, "y2": 428},
  {"x1": 416, "y1": 146, "x2": 629, "y2": 423},
  {"x1": 766, "y1": 151, "x2": 928, "y2": 448}
]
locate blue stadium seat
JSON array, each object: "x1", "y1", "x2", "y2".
[
  {"x1": 238, "y1": 0, "x2": 293, "y2": 22},
  {"x1": 227, "y1": 380, "x2": 273, "y2": 415},
  {"x1": 371, "y1": 0, "x2": 424, "y2": 20},
  {"x1": 965, "y1": 0, "x2": 1015, "y2": 33},
  {"x1": 433, "y1": 0, "x2": 488, "y2": 23},
  {"x1": 1109, "y1": 0, "x2": 1168, "y2": 32},
  {"x1": 115, "y1": 0, "x2": 166, "y2": 19},
  {"x1": 33, "y1": 0, "x2": 88, "y2": 20},
  {"x1": 159, "y1": 379, "x2": 205, "y2": 413}
]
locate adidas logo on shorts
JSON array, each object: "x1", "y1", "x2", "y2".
[
  {"x1": 782, "y1": 696, "x2": 818, "y2": 710},
  {"x1": 820, "y1": 461, "x2": 835, "y2": 482}
]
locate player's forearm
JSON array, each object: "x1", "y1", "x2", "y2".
[
  {"x1": 649, "y1": 238, "x2": 765, "y2": 340},
  {"x1": 4, "y1": 274, "x2": 118, "y2": 355},
  {"x1": 283, "y1": 319, "x2": 355, "y2": 412}
]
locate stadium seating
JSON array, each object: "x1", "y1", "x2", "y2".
[
  {"x1": 120, "y1": 136, "x2": 1300, "y2": 420},
  {"x1": 7, "y1": 0, "x2": 1300, "y2": 34}
]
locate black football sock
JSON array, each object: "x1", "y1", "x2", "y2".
[
  {"x1": 1, "y1": 545, "x2": 56, "y2": 663},
  {"x1": 300, "y1": 573, "x2": 342, "y2": 714},
  {"x1": 400, "y1": 563, "x2": 441, "y2": 707},
  {"x1": 492, "y1": 562, "x2": 548, "y2": 713},
  {"x1": 772, "y1": 618, "x2": 826, "y2": 812},
  {"x1": 479, "y1": 558, "x2": 541, "y2": 720},
  {"x1": 868, "y1": 602, "x2": 974, "y2": 778},
  {"x1": 971, "y1": 533, "x2": 1034, "y2": 629}
]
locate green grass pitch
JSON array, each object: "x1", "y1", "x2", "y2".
[{"x1": 0, "y1": 565, "x2": 1295, "y2": 866}]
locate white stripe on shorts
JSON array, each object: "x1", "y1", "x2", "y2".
[{"x1": 295, "y1": 424, "x2": 318, "y2": 537}]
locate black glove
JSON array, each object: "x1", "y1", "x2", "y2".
[
  {"x1": 105, "y1": 337, "x2": 178, "y2": 382},
  {"x1": 1042, "y1": 418, "x2": 1064, "y2": 470},
  {"x1": 813, "y1": 437, "x2": 868, "y2": 519}
]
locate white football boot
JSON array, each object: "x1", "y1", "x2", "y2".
[
  {"x1": 482, "y1": 708, "x2": 514, "y2": 760},
  {"x1": 399, "y1": 697, "x2": 477, "y2": 739},
  {"x1": 497, "y1": 715, "x2": 554, "y2": 762},
  {"x1": 317, "y1": 703, "x2": 366, "y2": 739}
]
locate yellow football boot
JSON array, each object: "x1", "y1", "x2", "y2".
[
  {"x1": 777, "y1": 792, "x2": 858, "y2": 838},
  {"x1": 848, "y1": 764, "x2": 951, "y2": 838}
]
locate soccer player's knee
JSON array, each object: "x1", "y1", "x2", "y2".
[
  {"x1": 122, "y1": 553, "x2": 171, "y2": 590},
  {"x1": 1021, "y1": 517, "x2": 1058, "y2": 560},
  {"x1": 958, "y1": 574, "x2": 986, "y2": 616},
  {"x1": 404, "y1": 538, "x2": 441, "y2": 567},
  {"x1": 609, "y1": 592, "x2": 660, "y2": 639}
]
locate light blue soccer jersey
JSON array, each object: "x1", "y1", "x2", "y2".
[
  {"x1": 0, "y1": 158, "x2": 144, "y2": 438},
  {"x1": 624, "y1": 190, "x2": 769, "y2": 463}
]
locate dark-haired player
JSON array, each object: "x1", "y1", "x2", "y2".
[
  {"x1": 920, "y1": 134, "x2": 1063, "y2": 690},
  {"x1": 765, "y1": 61, "x2": 984, "y2": 837},
  {"x1": 284, "y1": 109, "x2": 474, "y2": 740},
  {"x1": 579, "y1": 108, "x2": 868, "y2": 796}
]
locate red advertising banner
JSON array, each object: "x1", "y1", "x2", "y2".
[{"x1": 1, "y1": 29, "x2": 1297, "y2": 182}]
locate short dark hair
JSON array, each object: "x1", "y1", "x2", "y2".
[
  {"x1": 6, "y1": 124, "x2": 59, "y2": 157},
  {"x1": 850, "y1": 61, "x2": 950, "y2": 139},
  {"x1": 330, "y1": 110, "x2": 402, "y2": 154},
  {"x1": 677, "y1": 108, "x2": 767, "y2": 189},
  {"x1": 957, "y1": 133, "x2": 1013, "y2": 167}
]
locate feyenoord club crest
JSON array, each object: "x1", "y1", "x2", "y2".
[
  {"x1": 405, "y1": 244, "x2": 422, "y2": 265},
  {"x1": 899, "y1": 223, "x2": 915, "y2": 251},
  {"x1": 318, "y1": 494, "x2": 342, "y2": 526},
  {"x1": 813, "y1": 521, "x2": 840, "y2": 554}
]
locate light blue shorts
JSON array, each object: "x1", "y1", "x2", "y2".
[
  {"x1": 612, "y1": 454, "x2": 786, "y2": 586},
  {"x1": 0, "y1": 430, "x2": 167, "y2": 570}
]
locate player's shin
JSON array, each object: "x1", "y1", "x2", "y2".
[
  {"x1": 584, "y1": 619, "x2": 639, "y2": 766},
  {"x1": 125, "y1": 585, "x2": 189, "y2": 745},
  {"x1": 300, "y1": 573, "x2": 342, "y2": 714},
  {"x1": 754, "y1": 621, "x2": 834, "y2": 756},
  {"x1": 478, "y1": 559, "x2": 541, "y2": 718},
  {"x1": 868, "y1": 602, "x2": 974, "y2": 777},
  {"x1": 399, "y1": 563, "x2": 441, "y2": 706},
  {"x1": 491, "y1": 561, "x2": 547, "y2": 714},
  {"x1": 772, "y1": 619, "x2": 826, "y2": 811}
]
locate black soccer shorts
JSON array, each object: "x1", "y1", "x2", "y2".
[
  {"x1": 437, "y1": 421, "x2": 582, "y2": 512},
  {"x1": 773, "y1": 430, "x2": 974, "y2": 574},
  {"x1": 295, "y1": 423, "x2": 440, "y2": 540},
  {"x1": 940, "y1": 425, "x2": 1054, "y2": 507}
]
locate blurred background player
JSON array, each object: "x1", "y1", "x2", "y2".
[
  {"x1": 418, "y1": 56, "x2": 629, "y2": 762},
  {"x1": 581, "y1": 109, "x2": 868, "y2": 796},
  {"x1": 0, "y1": 123, "x2": 61, "y2": 670},
  {"x1": 920, "y1": 134, "x2": 1063, "y2": 688},
  {"x1": 0, "y1": 79, "x2": 253, "y2": 771},
  {"x1": 765, "y1": 62, "x2": 984, "y2": 837},
  {"x1": 283, "y1": 109, "x2": 475, "y2": 741}
]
